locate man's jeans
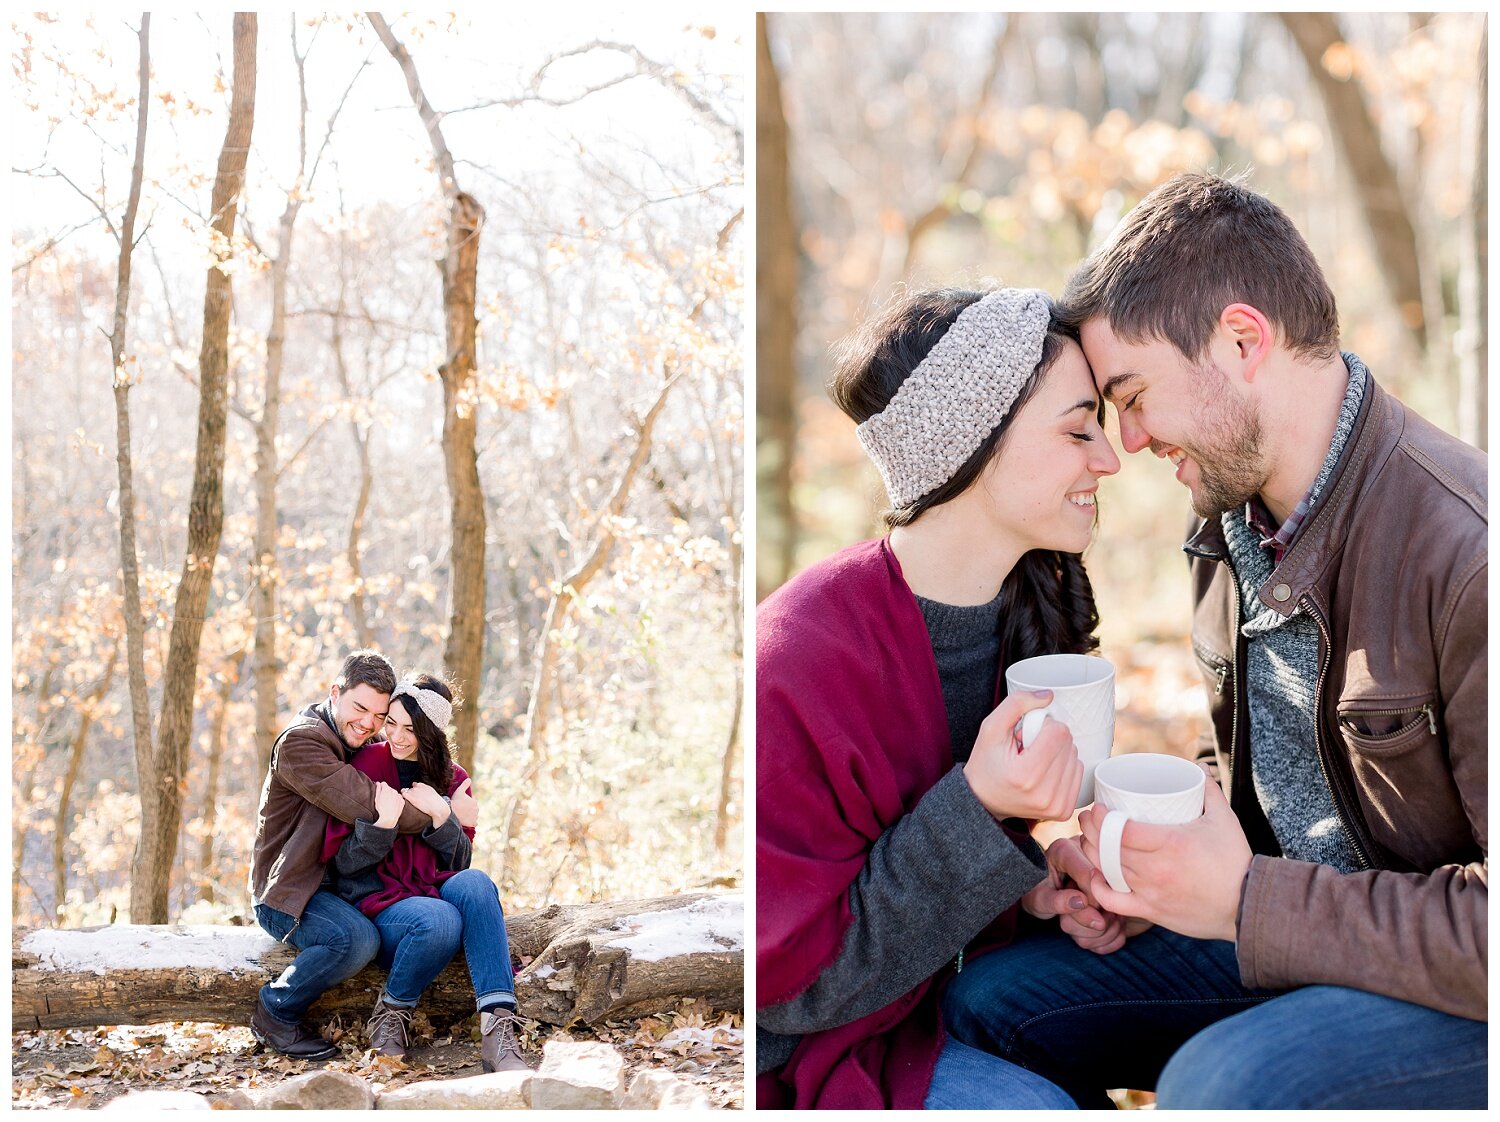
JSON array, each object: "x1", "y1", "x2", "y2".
[
  {"x1": 372, "y1": 869, "x2": 518, "y2": 1011},
  {"x1": 941, "y1": 925, "x2": 1487, "y2": 1109},
  {"x1": 923, "y1": 1037, "x2": 1076, "y2": 1110},
  {"x1": 255, "y1": 890, "x2": 381, "y2": 1024}
]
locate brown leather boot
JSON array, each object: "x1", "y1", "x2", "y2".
[
  {"x1": 480, "y1": 1007, "x2": 531, "y2": 1073},
  {"x1": 250, "y1": 993, "x2": 339, "y2": 1060},
  {"x1": 367, "y1": 993, "x2": 414, "y2": 1059}
]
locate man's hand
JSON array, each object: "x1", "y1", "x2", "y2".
[
  {"x1": 964, "y1": 691, "x2": 1083, "y2": 822},
  {"x1": 403, "y1": 782, "x2": 451, "y2": 828},
  {"x1": 450, "y1": 778, "x2": 478, "y2": 830},
  {"x1": 373, "y1": 781, "x2": 405, "y2": 829},
  {"x1": 1022, "y1": 835, "x2": 1153, "y2": 954},
  {"x1": 1078, "y1": 766, "x2": 1251, "y2": 943}
]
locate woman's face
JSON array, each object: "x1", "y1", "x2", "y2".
[
  {"x1": 976, "y1": 338, "x2": 1121, "y2": 555},
  {"x1": 384, "y1": 698, "x2": 419, "y2": 760}
]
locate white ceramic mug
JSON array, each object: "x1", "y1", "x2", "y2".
[
  {"x1": 1093, "y1": 753, "x2": 1206, "y2": 894},
  {"x1": 1005, "y1": 653, "x2": 1115, "y2": 809}
]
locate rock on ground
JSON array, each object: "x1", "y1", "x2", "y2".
[
  {"x1": 528, "y1": 1040, "x2": 626, "y2": 1110},
  {"x1": 101, "y1": 1090, "x2": 213, "y2": 1110},
  {"x1": 623, "y1": 1069, "x2": 713, "y2": 1110},
  {"x1": 253, "y1": 1069, "x2": 375, "y2": 1110},
  {"x1": 377, "y1": 1070, "x2": 533, "y2": 1110}
]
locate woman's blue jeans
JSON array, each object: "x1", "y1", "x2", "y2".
[
  {"x1": 371, "y1": 868, "x2": 518, "y2": 1011},
  {"x1": 941, "y1": 925, "x2": 1487, "y2": 1109},
  {"x1": 923, "y1": 1038, "x2": 1076, "y2": 1109},
  {"x1": 255, "y1": 890, "x2": 382, "y2": 1024}
]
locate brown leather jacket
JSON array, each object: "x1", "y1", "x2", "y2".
[
  {"x1": 1187, "y1": 368, "x2": 1487, "y2": 1022},
  {"x1": 249, "y1": 702, "x2": 430, "y2": 923}
]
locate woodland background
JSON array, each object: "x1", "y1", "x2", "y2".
[
  {"x1": 757, "y1": 11, "x2": 1488, "y2": 766},
  {"x1": 12, "y1": 12, "x2": 745, "y2": 933}
]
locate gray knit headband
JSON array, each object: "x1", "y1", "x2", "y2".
[
  {"x1": 856, "y1": 288, "x2": 1052, "y2": 508},
  {"x1": 390, "y1": 677, "x2": 453, "y2": 733}
]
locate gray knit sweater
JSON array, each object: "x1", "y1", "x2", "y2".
[
  {"x1": 1218, "y1": 358, "x2": 1365, "y2": 871},
  {"x1": 757, "y1": 591, "x2": 1045, "y2": 1074}
]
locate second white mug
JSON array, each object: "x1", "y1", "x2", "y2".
[{"x1": 1093, "y1": 752, "x2": 1206, "y2": 893}]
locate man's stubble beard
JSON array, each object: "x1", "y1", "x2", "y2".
[{"x1": 1184, "y1": 361, "x2": 1267, "y2": 520}]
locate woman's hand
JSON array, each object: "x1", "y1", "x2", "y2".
[
  {"x1": 963, "y1": 690, "x2": 1083, "y2": 822},
  {"x1": 403, "y1": 781, "x2": 451, "y2": 828},
  {"x1": 450, "y1": 778, "x2": 478, "y2": 829},
  {"x1": 372, "y1": 781, "x2": 405, "y2": 829},
  {"x1": 1021, "y1": 835, "x2": 1152, "y2": 954}
]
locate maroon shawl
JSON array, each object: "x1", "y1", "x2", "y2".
[
  {"x1": 757, "y1": 538, "x2": 1020, "y2": 1109},
  {"x1": 320, "y1": 742, "x2": 475, "y2": 918}
]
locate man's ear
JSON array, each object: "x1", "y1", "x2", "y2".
[
  {"x1": 329, "y1": 683, "x2": 341, "y2": 705},
  {"x1": 1219, "y1": 303, "x2": 1272, "y2": 381}
]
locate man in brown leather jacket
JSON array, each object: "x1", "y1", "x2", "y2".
[
  {"x1": 247, "y1": 649, "x2": 435, "y2": 1058},
  {"x1": 941, "y1": 173, "x2": 1485, "y2": 1108}
]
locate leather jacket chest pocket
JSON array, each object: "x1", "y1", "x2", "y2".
[
  {"x1": 1336, "y1": 690, "x2": 1448, "y2": 869},
  {"x1": 1336, "y1": 693, "x2": 1439, "y2": 755}
]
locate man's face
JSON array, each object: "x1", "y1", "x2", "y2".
[
  {"x1": 1081, "y1": 318, "x2": 1267, "y2": 518},
  {"x1": 329, "y1": 683, "x2": 390, "y2": 750}
]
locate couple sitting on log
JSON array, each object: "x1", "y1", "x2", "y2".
[{"x1": 248, "y1": 649, "x2": 530, "y2": 1072}]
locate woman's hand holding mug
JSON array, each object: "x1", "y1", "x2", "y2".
[
  {"x1": 450, "y1": 778, "x2": 478, "y2": 829},
  {"x1": 403, "y1": 781, "x2": 451, "y2": 828},
  {"x1": 372, "y1": 780, "x2": 405, "y2": 829},
  {"x1": 964, "y1": 690, "x2": 1084, "y2": 822}
]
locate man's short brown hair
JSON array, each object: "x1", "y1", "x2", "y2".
[
  {"x1": 334, "y1": 649, "x2": 396, "y2": 696},
  {"x1": 1060, "y1": 172, "x2": 1339, "y2": 363}
]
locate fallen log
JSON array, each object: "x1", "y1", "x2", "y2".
[{"x1": 13, "y1": 892, "x2": 742, "y2": 1032}]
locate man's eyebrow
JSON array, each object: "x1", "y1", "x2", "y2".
[
  {"x1": 1058, "y1": 398, "x2": 1098, "y2": 417},
  {"x1": 1098, "y1": 371, "x2": 1141, "y2": 402}
]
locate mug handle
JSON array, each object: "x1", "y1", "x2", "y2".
[
  {"x1": 1099, "y1": 810, "x2": 1132, "y2": 894},
  {"x1": 1019, "y1": 705, "x2": 1052, "y2": 748}
]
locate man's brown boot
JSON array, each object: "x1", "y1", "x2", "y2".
[
  {"x1": 250, "y1": 993, "x2": 339, "y2": 1060},
  {"x1": 480, "y1": 1007, "x2": 532, "y2": 1073},
  {"x1": 367, "y1": 993, "x2": 413, "y2": 1059}
]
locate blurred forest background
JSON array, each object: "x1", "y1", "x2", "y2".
[
  {"x1": 12, "y1": 12, "x2": 744, "y2": 930},
  {"x1": 757, "y1": 11, "x2": 1487, "y2": 763}
]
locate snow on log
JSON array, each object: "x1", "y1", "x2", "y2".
[{"x1": 12, "y1": 892, "x2": 741, "y2": 1032}]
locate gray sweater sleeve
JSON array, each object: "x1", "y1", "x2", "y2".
[
  {"x1": 334, "y1": 819, "x2": 397, "y2": 876},
  {"x1": 421, "y1": 811, "x2": 473, "y2": 871},
  {"x1": 758, "y1": 764, "x2": 1046, "y2": 1036}
]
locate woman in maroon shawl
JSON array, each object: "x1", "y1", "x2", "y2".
[
  {"x1": 757, "y1": 288, "x2": 1124, "y2": 1109},
  {"x1": 321, "y1": 673, "x2": 530, "y2": 1074}
]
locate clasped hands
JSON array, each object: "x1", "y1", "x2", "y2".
[
  {"x1": 1023, "y1": 772, "x2": 1252, "y2": 949},
  {"x1": 966, "y1": 690, "x2": 1252, "y2": 950},
  {"x1": 372, "y1": 777, "x2": 479, "y2": 831}
]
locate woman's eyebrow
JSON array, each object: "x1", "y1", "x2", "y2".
[{"x1": 1058, "y1": 398, "x2": 1098, "y2": 417}]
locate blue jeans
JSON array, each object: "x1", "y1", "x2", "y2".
[
  {"x1": 255, "y1": 890, "x2": 382, "y2": 1023},
  {"x1": 941, "y1": 926, "x2": 1270, "y2": 1108},
  {"x1": 1157, "y1": 985, "x2": 1487, "y2": 1109},
  {"x1": 371, "y1": 868, "x2": 518, "y2": 1011},
  {"x1": 923, "y1": 1038, "x2": 1076, "y2": 1109},
  {"x1": 942, "y1": 925, "x2": 1487, "y2": 1109}
]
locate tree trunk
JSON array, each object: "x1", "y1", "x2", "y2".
[
  {"x1": 755, "y1": 14, "x2": 799, "y2": 600},
  {"x1": 111, "y1": 16, "x2": 156, "y2": 919},
  {"x1": 13, "y1": 892, "x2": 742, "y2": 1031},
  {"x1": 131, "y1": 13, "x2": 257, "y2": 925},
  {"x1": 438, "y1": 189, "x2": 488, "y2": 774},
  {"x1": 251, "y1": 23, "x2": 315, "y2": 782},
  {"x1": 53, "y1": 648, "x2": 120, "y2": 925},
  {"x1": 1279, "y1": 12, "x2": 1428, "y2": 352},
  {"x1": 369, "y1": 12, "x2": 488, "y2": 771}
]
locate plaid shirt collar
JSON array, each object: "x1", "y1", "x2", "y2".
[{"x1": 1245, "y1": 490, "x2": 1311, "y2": 568}]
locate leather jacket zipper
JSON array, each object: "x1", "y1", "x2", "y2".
[{"x1": 1303, "y1": 599, "x2": 1374, "y2": 871}]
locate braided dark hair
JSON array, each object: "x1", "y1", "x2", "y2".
[
  {"x1": 393, "y1": 673, "x2": 457, "y2": 792},
  {"x1": 829, "y1": 287, "x2": 1102, "y2": 684}
]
